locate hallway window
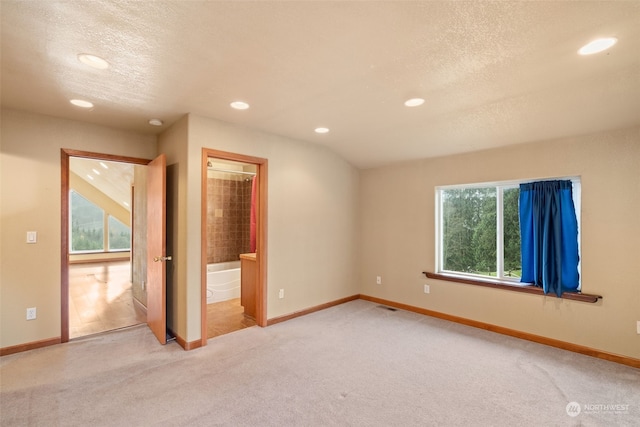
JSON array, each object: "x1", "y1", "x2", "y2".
[
  {"x1": 108, "y1": 216, "x2": 131, "y2": 251},
  {"x1": 70, "y1": 190, "x2": 104, "y2": 252},
  {"x1": 70, "y1": 190, "x2": 131, "y2": 253}
]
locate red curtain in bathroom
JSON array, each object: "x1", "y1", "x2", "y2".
[{"x1": 250, "y1": 176, "x2": 257, "y2": 253}]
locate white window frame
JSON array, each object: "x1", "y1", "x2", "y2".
[{"x1": 435, "y1": 177, "x2": 581, "y2": 287}]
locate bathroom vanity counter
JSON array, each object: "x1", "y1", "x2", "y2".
[
  {"x1": 239, "y1": 253, "x2": 256, "y2": 261},
  {"x1": 239, "y1": 253, "x2": 257, "y2": 319}
]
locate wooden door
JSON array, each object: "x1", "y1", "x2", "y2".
[{"x1": 146, "y1": 154, "x2": 167, "y2": 344}]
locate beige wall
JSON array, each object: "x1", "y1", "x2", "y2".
[
  {"x1": 360, "y1": 126, "x2": 640, "y2": 359},
  {"x1": 173, "y1": 114, "x2": 361, "y2": 342},
  {"x1": 0, "y1": 109, "x2": 360, "y2": 349},
  {"x1": 0, "y1": 109, "x2": 157, "y2": 348},
  {"x1": 4, "y1": 106, "x2": 636, "y2": 361}
]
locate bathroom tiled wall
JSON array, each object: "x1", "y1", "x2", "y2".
[{"x1": 206, "y1": 176, "x2": 253, "y2": 264}]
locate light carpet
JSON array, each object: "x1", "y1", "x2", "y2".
[{"x1": 1, "y1": 300, "x2": 638, "y2": 426}]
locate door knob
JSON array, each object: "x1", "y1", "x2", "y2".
[{"x1": 153, "y1": 256, "x2": 172, "y2": 262}]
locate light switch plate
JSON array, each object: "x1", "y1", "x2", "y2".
[{"x1": 26, "y1": 231, "x2": 37, "y2": 243}]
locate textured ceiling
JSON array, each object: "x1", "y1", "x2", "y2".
[{"x1": 1, "y1": 1, "x2": 639, "y2": 168}]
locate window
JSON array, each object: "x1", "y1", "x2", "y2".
[
  {"x1": 436, "y1": 178, "x2": 580, "y2": 285},
  {"x1": 70, "y1": 190, "x2": 131, "y2": 253},
  {"x1": 108, "y1": 216, "x2": 131, "y2": 251},
  {"x1": 70, "y1": 190, "x2": 104, "y2": 252}
]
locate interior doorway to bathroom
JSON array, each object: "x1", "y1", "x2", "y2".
[{"x1": 201, "y1": 148, "x2": 267, "y2": 346}]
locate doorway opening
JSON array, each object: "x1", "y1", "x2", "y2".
[
  {"x1": 61, "y1": 150, "x2": 152, "y2": 343},
  {"x1": 201, "y1": 149, "x2": 267, "y2": 346}
]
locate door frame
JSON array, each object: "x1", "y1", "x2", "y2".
[
  {"x1": 201, "y1": 148, "x2": 268, "y2": 347},
  {"x1": 60, "y1": 149, "x2": 151, "y2": 343}
]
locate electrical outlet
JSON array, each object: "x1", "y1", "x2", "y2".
[
  {"x1": 26, "y1": 307, "x2": 36, "y2": 320},
  {"x1": 424, "y1": 284, "x2": 430, "y2": 294},
  {"x1": 637, "y1": 321, "x2": 640, "y2": 335},
  {"x1": 279, "y1": 289, "x2": 284, "y2": 299},
  {"x1": 376, "y1": 276, "x2": 382, "y2": 285}
]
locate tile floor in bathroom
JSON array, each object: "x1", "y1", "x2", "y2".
[{"x1": 207, "y1": 298, "x2": 257, "y2": 338}]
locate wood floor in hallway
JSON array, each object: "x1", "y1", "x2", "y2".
[{"x1": 69, "y1": 261, "x2": 146, "y2": 339}]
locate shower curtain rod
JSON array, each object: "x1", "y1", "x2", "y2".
[{"x1": 208, "y1": 167, "x2": 256, "y2": 176}]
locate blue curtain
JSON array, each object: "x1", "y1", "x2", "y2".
[{"x1": 519, "y1": 180, "x2": 579, "y2": 297}]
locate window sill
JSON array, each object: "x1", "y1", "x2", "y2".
[{"x1": 423, "y1": 272, "x2": 601, "y2": 303}]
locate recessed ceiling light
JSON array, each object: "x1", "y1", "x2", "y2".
[
  {"x1": 99, "y1": 162, "x2": 109, "y2": 169},
  {"x1": 92, "y1": 169, "x2": 100, "y2": 175},
  {"x1": 404, "y1": 98, "x2": 425, "y2": 107},
  {"x1": 123, "y1": 201, "x2": 130, "y2": 207},
  {"x1": 70, "y1": 99, "x2": 94, "y2": 109},
  {"x1": 230, "y1": 101, "x2": 250, "y2": 110},
  {"x1": 578, "y1": 37, "x2": 618, "y2": 55},
  {"x1": 78, "y1": 53, "x2": 109, "y2": 69},
  {"x1": 148, "y1": 118, "x2": 164, "y2": 126},
  {"x1": 314, "y1": 127, "x2": 330, "y2": 134},
  {"x1": 86, "y1": 174, "x2": 94, "y2": 180}
]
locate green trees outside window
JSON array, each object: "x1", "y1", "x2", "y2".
[
  {"x1": 70, "y1": 190, "x2": 130, "y2": 253},
  {"x1": 71, "y1": 191, "x2": 104, "y2": 252},
  {"x1": 502, "y1": 188, "x2": 521, "y2": 277},
  {"x1": 108, "y1": 216, "x2": 131, "y2": 251},
  {"x1": 440, "y1": 185, "x2": 521, "y2": 279}
]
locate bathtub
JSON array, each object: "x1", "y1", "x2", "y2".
[{"x1": 207, "y1": 261, "x2": 241, "y2": 304}]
